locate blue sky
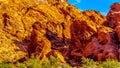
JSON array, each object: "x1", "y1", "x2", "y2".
[{"x1": 68, "y1": 0, "x2": 120, "y2": 15}]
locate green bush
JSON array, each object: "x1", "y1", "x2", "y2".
[
  {"x1": 81, "y1": 57, "x2": 99, "y2": 68},
  {"x1": 81, "y1": 57, "x2": 120, "y2": 68},
  {"x1": 1, "y1": 56, "x2": 120, "y2": 68},
  {"x1": 26, "y1": 56, "x2": 42, "y2": 68},
  {"x1": 98, "y1": 59, "x2": 120, "y2": 68},
  {"x1": 17, "y1": 62, "x2": 27, "y2": 68},
  {"x1": 42, "y1": 55, "x2": 72, "y2": 68},
  {"x1": 0, "y1": 63, "x2": 14, "y2": 68},
  {"x1": 0, "y1": 55, "x2": 72, "y2": 68}
]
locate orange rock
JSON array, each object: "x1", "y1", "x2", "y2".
[{"x1": 0, "y1": 0, "x2": 120, "y2": 66}]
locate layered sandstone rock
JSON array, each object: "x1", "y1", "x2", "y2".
[
  {"x1": 67, "y1": 3, "x2": 120, "y2": 66},
  {"x1": 104, "y1": 2, "x2": 120, "y2": 61},
  {"x1": 0, "y1": 0, "x2": 69, "y2": 62},
  {"x1": 0, "y1": 0, "x2": 120, "y2": 66},
  {"x1": 104, "y1": 2, "x2": 120, "y2": 28}
]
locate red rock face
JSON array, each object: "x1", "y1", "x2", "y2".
[
  {"x1": 84, "y1": 31, "x2": 118, "y2": 61},
  {"x1": 67, "y1": 22, "x2": 119, "y2": 66},
  {"x1": 2, "y1": 0, "x2": 120, "y2": 66},
  {"x1": 106, "y1": 2, "x2": 120, "y2": 61},
  {"x1": 105, "y1": 2, "x2": 120, "y2": 28},
  {"x1": 13, "y1": 1, "x2": 120, "y2": 66},
  {"x1": 65, "y1": 2, "x2": 120, "y2": 66},
  {"x1": 86, "y1": 3, "x2": 120, "y2": 60},
  {"x1": 82, "y1": 2, "x2": 120, "y2": 62}
]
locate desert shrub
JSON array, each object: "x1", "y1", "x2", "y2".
[
  {"x1": 17, "y1": 62, "x2": 27, "y2": 68},
  {"x1": 26, "y1": 55, "x2": 42, "y2": 68},
  {"x1": 81, "y1": 57, "x2": 99, "y2": 68},
  {"x1": 0, "y1": 63, "x2": 14, "y2": 68},
  {"x1": 81, "y1": 57, "x2": 120, "y2": 68},
  {"x1": 98, "y1": 59, "x2": 120, "y2": 68},
  {"x1": 42, "y1": 55, "x2": 72, "y2": 68},
  {"x1": 0, "y1": 55, "x2": 72, "y2": 68},
  {"x1": 1, "y1": 56, "x2": 120, "y2": 68}
]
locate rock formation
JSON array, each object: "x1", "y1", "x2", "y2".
[
  {"x1": 0, "y1": 0, "x2": 120, "y2": 66},
  {"x1": 104, "y1": 2, "x2": 120, "y2": 28}
]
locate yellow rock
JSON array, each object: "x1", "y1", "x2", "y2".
[{"x1": 0, "y1": 0, "x2": 107, "y2": 63}]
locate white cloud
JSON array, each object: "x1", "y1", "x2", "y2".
[
  {"x1": 79, "y1": 8, "x2": 84, "y2": 11},
  {"x1": 72, "y1": 0, "x2": 81, "y2": 5}
]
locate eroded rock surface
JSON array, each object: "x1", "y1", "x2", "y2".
[
  {"x1": 104, "y1": 2, "x2": 120, "y2": 28},
  {"x1": 0, "y1": 0, "x2": 120, "y2": 66}
]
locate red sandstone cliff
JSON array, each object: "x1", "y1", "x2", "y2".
[{"x1": 0, "y1": 0, "x2": 120, "y2": 66}]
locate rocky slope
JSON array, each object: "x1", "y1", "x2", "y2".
[{"x1": 0, "y1": 0, "x2": 120, "y2": 66}]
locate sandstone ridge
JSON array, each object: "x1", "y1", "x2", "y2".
[{"x1": 0, "y1": 0, "x2": 119, "y2": 66}]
